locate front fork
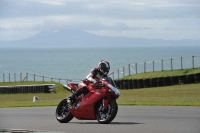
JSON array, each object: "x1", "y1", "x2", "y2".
[
  {"x1": 103, "y1": 99, "x2": 109, "y2": 110},
  {"x1": 98, "y1": 99, "x2": 114, "y2": 118}
]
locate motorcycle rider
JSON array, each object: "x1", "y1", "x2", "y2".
[{"x1": 68, "y1": 60, "x2": 110, "y2": 105}]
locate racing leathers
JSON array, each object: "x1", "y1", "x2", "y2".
[{"x1": 69, "y1": 68, "x2": 106, "y2": 102}]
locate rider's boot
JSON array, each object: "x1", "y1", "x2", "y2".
[
  {"x1": 67, "y1": 89, "x2": 82, "y2": 106},
  {"x1": 67, "y1": 86, "x2": 89, "y2": 106},
  {"x1": 67, "y1": 95, "x2": 75, "y2": 106}
]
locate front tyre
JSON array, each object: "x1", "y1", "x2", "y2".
[
  {"x1": 55, "y1": 99, "x2": 73, "y2": 123},
  {"x1": 96, "y1": 100, "x2": 118, "y2": 124}
]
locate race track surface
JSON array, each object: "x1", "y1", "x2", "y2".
[{"x1": 0, "y1": 106, "x2": 199, "y2": 133}]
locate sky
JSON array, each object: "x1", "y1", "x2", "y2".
[{"x1": 0, "y1": 0, "x2": 200, "y2": 41}]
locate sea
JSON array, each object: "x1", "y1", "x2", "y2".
[{"x1": 0, "y1": 45, "x2": 200, "y2": 83}]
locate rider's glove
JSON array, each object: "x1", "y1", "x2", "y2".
[
  {"x1": 93, "y1": 81, "x2": 98, "y2": 86},
  {"x1": 99, "y1": 82, "x2": 105, "y2": 87}
]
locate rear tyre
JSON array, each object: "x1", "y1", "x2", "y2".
[
  {"x1": 55, "y1": 99, "x2": 73, "y2": 123},
  {"x1": 96, "y1": 100, "x2": 118, "y2": 124}
]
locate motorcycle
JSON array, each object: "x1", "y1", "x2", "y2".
[{"x1": 55, "y1": 77, "x2": 120, "y2": 124}]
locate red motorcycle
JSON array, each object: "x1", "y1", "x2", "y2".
[{"x1": 55, "y1": 77, "x2": 120, "y2": 124}]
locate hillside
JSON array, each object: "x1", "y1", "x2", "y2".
[{"x1": 1, "y1": 30, "x2": 200, "y2": 47}]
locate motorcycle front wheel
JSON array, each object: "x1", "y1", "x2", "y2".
[
  {"x1": 96, "y1": 100, "x2": 118, "y2": 124},
  {"x1": 55, "y1": 99, "x2": 74, "y2": 123}
]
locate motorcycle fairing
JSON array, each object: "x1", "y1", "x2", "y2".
[
  {"x1": 68, "y1": 82, "x2": 78, "y2": 92},
  {"x1": 69, "y1": 88, "x2": 109, "y2": 120}
]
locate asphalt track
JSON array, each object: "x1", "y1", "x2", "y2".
[{"x1": 0, "y1": 106, "x2": 200, "y2": 133}]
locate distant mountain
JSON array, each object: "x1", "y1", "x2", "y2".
[{"x1": 0, "y1": 30, "x2": 200, "y2": 47}]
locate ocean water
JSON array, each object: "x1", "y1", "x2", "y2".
[{"x1": 0, "y1": 45, "x2": 200, "y2": 83}]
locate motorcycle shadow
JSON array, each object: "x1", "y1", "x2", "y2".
[{"x1": 70, "y1": 122, "x2": 143, "y2": 125}]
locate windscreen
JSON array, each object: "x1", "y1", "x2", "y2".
[{"x1": 103, "y1": 77, "x2": 117, "y2": 87}]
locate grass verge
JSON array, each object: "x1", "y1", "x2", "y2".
[
  {"x1": 120, "y1": 67, "x2": 200, "y2": 80},
  {"x1": 118, "y1": 83, "x2": 200, "y2": 106},
  {"x1": 0, "y1": 81, "x2": 200, "y2": 107}
]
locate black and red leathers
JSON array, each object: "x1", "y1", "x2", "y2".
[{"x1": 75, "y1": 68, "x2": 107, "y2": 98}]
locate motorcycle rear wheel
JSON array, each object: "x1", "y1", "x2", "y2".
[
  {"x1": 96, "y1": 100, "x2": 118, "y2": 124},
  {"x1": 55, "y1": 99, "x2": 74, "y2": 123}
]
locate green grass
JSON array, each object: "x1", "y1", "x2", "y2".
[
  {"x1": 0, "y1": 93, "x2": 70, "y2": 108},
  {"x1": 119, "y1": 67, "x2": 200, "y2": 80},
  {"x1": 118, "y1": 84, "x2": 200, "y2": 106},
  {"x1": 0, "y1": 81, "x2": 200, "y2": 107},
  {"x1": 0, "y1": 81, "x2": 70, "y2": 108}
]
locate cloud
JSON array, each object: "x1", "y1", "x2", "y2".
[
  {"x1": 1, "y1": 0, "x2": 199, "y2": 19},
  {"x1": 0, "y1": 0, "x2": 200, "y2": 41},
  {"x1": 29, "y1": 0, "x2": 66, "y2": 6}
]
